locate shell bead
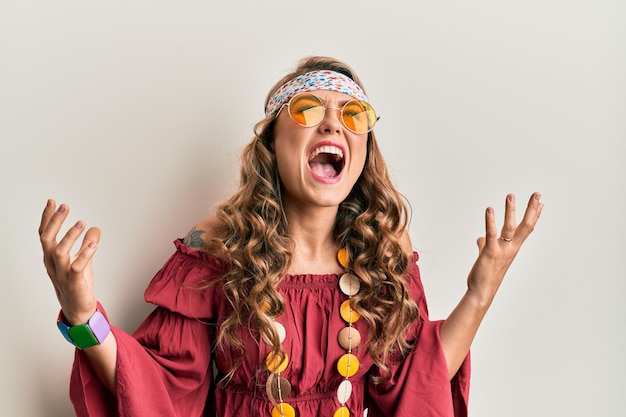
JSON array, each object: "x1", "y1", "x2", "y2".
[
  {"x1": 336, "y1": 379, "x2": 353, "y2": 404},
  {"x1": 339, "y1": 273, "x2": 360, "y2": 297},
  {"x1": 262, "y1": 321, "x2": 287, "y2": 345}
]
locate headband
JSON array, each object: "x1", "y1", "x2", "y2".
[{"x1": 265, "y1": 70, "x2": 369, "y2": 117}]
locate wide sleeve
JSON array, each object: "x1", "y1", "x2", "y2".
[
  {"x1": 69, "y1": 240, "x2": 226, "y2": 417},
  {"x1": 366, "y1": 253, "x2": 471, "y2": 417}
]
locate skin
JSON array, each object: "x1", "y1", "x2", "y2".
[
  {"x1": 271, "y1": 90, "x2": 369, "y2": 274},
  {"x1": 440, "y1": 192, "x2": 543, "y2": 378},
  {"x1": 38, "y1": 89, "x2": 543, "y2": 393},
  {"x1": 39, "y1": 201, "x2": 117, "y2": 391}
]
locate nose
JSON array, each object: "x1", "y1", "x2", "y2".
[{"x1": 318, "y1": 107, "x2": 343, "y2": 134}]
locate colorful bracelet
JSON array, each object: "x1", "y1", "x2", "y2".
[{"x1": 57, "y1": 309, "x2": 110, "y2": 349}]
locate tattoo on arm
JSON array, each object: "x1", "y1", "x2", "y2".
[{"x1": 183, "y1": 227, "x2": 206, "y2": 248}]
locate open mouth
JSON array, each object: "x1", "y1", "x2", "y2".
[{"x1": 308, "y1": 145, "x2": 345, "y2": 179}]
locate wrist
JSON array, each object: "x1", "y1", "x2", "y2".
[
  {"x1": 59, "y1": 300, "x2": 98, "y2": 326},
  {"x1": 63, "y1": 310, "x2": 96, "y2": 327},
  {"x1": 57, "y1": 307, "x2": 111, "y2": 349}
]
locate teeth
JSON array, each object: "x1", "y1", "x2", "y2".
[{"x1": 309, "y1": 145, "x2": 344, "y2": 161}]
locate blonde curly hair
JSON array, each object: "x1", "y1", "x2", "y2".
[{"x1": 205, "y1": 56, "x2": 419, "y2": 384}]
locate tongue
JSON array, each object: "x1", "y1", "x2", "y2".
[{"x1": 310, "y1": 162, "x2": 337, "y2": 178}]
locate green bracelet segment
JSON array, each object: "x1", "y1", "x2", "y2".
[{"x1": 68, "y1": 324, "x2": 100, "y2": 348}]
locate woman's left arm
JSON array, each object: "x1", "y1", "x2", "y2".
[{"x1": 440, "y1": 192, "x2": 544, "y2": 379}]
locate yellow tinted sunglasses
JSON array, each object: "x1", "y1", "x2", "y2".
[{"x1": 280, "y1": 93, "x2": 379, "y2": 134}]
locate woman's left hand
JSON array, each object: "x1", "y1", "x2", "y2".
[
  {"x1": 467, "y1": 192, "x2": 544, "y2": 306},
  {"x1": 441, "y1": 192, "x2": 544, "y2": 379}
]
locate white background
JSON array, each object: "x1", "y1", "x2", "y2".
[{"x1": 1, "y1": 1, "x2": 624, "y2": 416}]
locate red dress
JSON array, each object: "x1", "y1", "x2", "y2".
[{"x1": 69, "y1": 240, "x2": 470, "y2": 416}]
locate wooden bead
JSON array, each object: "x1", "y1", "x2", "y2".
[
  {"x1": 337, "y1": 248, "x2": 348, "y2": 268},
  {"x1": 333, "y1": 406, "x2": 351, "y2": 417},
  {"x1": 260, "y1": 300, "x2": 272, "y2": 313},
  {"x1": 340, "y1": 300, "x2": 361, "y2": 323},
  {"x1": 337, "y1": 353, "x2": 359, "y2": 378},
  {"x1": 266, "y1": 373, "x2": 292, "y2": 401},
  {"x1": 337, "y1": 326, "x2": 361, "y2": 350},
  {"x1": 266, "y1": 351, "x2": 289, "y2": 373},
  {"x1": 271, "y1": 402, "x2": 295, "y2": 417}
]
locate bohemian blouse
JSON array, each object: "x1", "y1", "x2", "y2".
[{"x1": 68, "y1": 240, "x2": 470, "y2": 416}]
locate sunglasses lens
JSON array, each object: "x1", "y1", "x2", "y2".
[
  {"x1": 288, "y1": 94, "x2": 325, "y2": 127},
  {"x1": 342, "y1": 100, "x2": 377, "y2": 133},
  {"x1": 287, "y1": 93, "x2": 378, "y2": 133}
]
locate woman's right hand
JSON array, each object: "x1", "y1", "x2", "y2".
[{"x1": 39, "y1": 199, "x2": 101, "y2": 325}]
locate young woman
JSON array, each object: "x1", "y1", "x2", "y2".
[{"x1": 39, "y1": 56, "x2": 543, "y2": 417}]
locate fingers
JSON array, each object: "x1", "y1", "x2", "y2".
[
  {"x1": 476, "y1": 236, "x2": 486, "y2": 252},
  {"x1": 38, "y1": 199, "x2": 56, "y2": 236},
  {"x1": 40, "y1": 202, "x2": 71, "y2": 277},
  {"x1": 39, "y1": 201, "x2": 70, "y2": 252},
  {"x1": 71, "y1": 228, "x2": 100, "y2": 275},
  {"x1": 500, "y1": 194, "x2": 516, "y2": 240},
  {"x1": 77, "y1": 226, "x2": 101, "y2": 254},
  {"x1": 517, "y1": 192, "x2": 544, "y2": 239},
  {"x1": 484, "y1": 206, "x2": 498, "y2": 244},
  {"x1": 39, "y1": 200, "x2": 101, "y2": 280},
  {"x1": 483, "y1": 192, "x2": 543, "y2": 247},
  {"x1": 56, "y1": 220, "x2": 89, "y2": 261}
]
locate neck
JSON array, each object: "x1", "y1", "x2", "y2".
[{"x1": 283, "y1": 204, "x2": 342, "y2": 275}]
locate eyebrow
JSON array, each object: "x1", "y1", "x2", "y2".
[{"x1": 312, "y1": 94, "x2": 352, "y2": 107}]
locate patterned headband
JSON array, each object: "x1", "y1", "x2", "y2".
[{"x1": 265, "y1": 70, "x2": 369, "y2": 117}]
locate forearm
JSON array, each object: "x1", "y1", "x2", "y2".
[
  {"x1": 440, "y1": 289, "x2": 494, "y2": 379},
  {"x1": 66, "y1": 308, "x2": 118, "y2": 393},
  {"x1": 81, "y1": 331, "x2": 118, "y2": 393}
]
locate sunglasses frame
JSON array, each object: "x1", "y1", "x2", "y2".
[{"x1": 279, "y1": 93, "x2": 379, "y2": 134}]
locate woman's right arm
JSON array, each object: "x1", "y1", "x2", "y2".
[{"x1": 39, "y1": 199, "x2": 117, "y2": 392}]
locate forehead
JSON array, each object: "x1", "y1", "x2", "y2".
[{"x1": 305, "y1": 90, "x2": 356, "y2": 104}]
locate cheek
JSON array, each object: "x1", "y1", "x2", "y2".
[
  {"x1": 272, "y1": 128, "x2": 308, "y2": 178},
  {"x1": 271, "y1": 134, "x2": 288, "y2": 171},
  {"x1": 351, "y1": 140, "x2": 368, "y2": 173},
  {"x1": 273, "y1": 143, "x2": 303, "y2": 186}
]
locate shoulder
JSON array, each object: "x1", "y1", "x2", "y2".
[
  {"x1": 182, "y1": 215, "x2": 224, "y2": 252},
  {"x1": 399, "y1": 227, "x2": 414, "y2": 258}
]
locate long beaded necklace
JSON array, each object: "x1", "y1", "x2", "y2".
[{"x1": 264, "y1": 248, "x2": 362, "y2": 417}]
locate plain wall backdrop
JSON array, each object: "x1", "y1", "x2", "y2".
[{"x1": 1, "y1": 1, "x2": 624, "y2": 416}]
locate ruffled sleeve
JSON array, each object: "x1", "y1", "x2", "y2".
[
  {"x1": 69, "y1": 240, "x2": 227, "y2": 417},
  {"x1": 366, "y1": 253, "x2": 471, "y2": 417}
]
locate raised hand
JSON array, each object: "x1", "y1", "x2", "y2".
[
  {"x1": 441, "y1": 192, "x2": 543, "y2": 378},
  {"x1": 468, "y1": 192, "x2": 544, "y2": 304},
  {"x1": 39, "y1": 199, "x2": 101, "y2": 325}
]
